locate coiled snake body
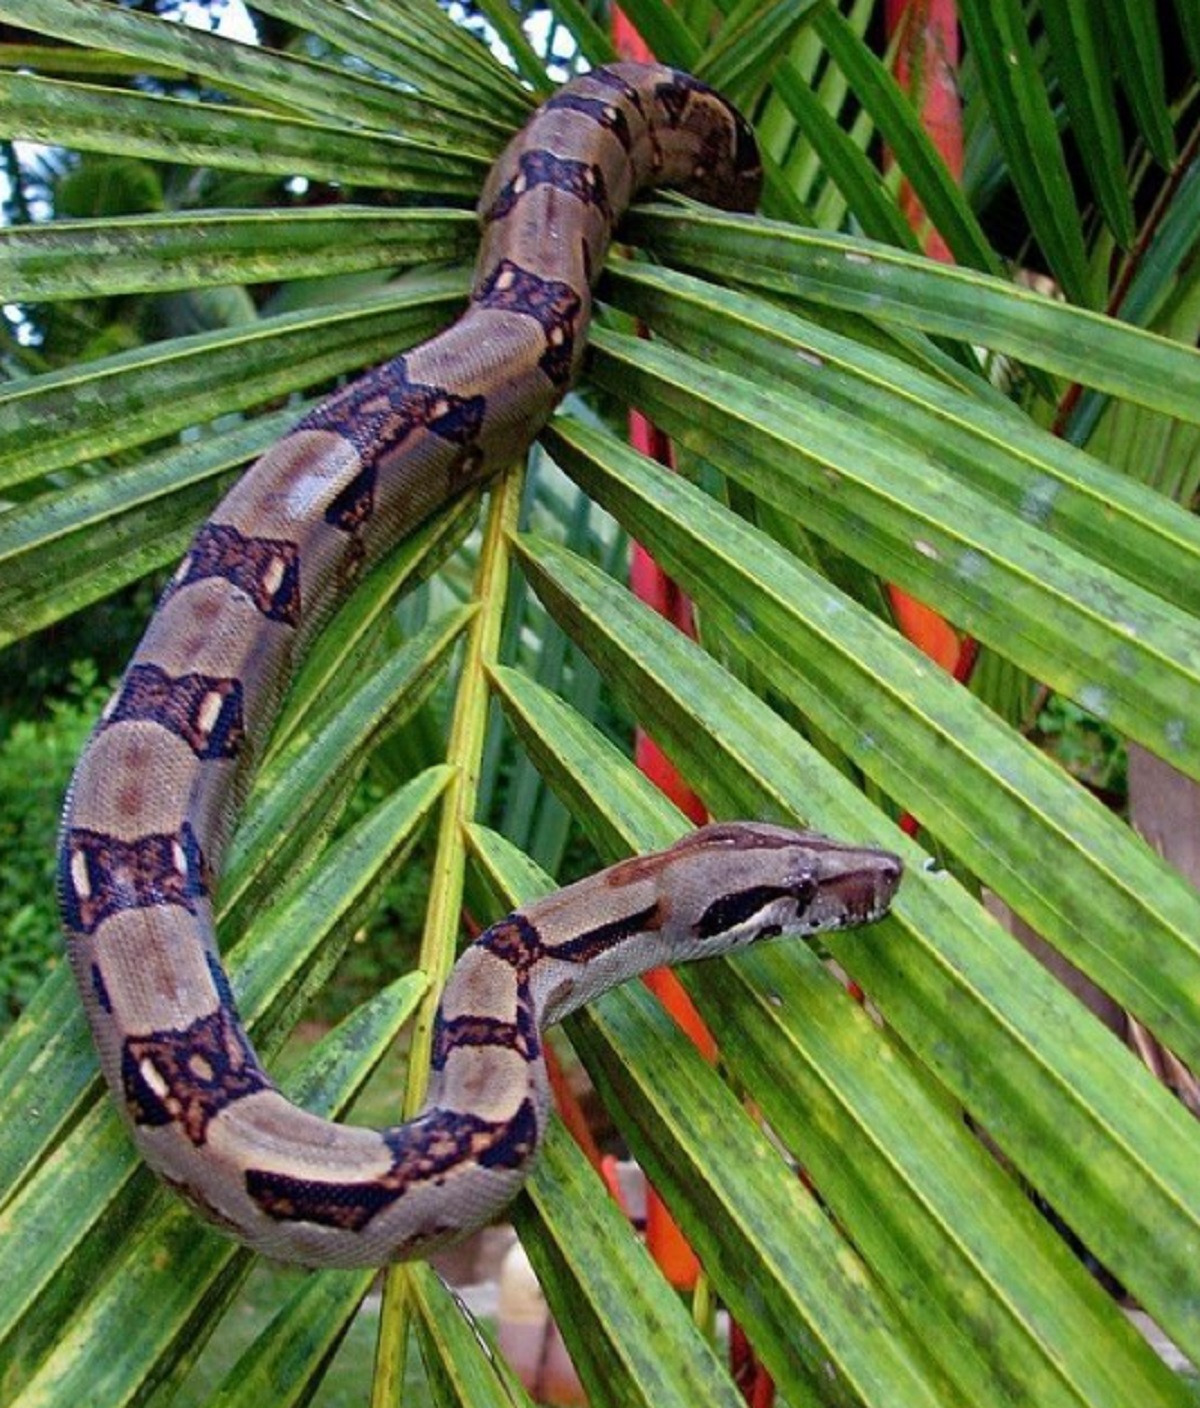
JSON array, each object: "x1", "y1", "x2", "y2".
[{"x1": 59, "y1": 63, "x2": 902, "y2": 1267}]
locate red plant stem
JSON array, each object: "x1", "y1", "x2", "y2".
[
  {"x1": 883, "y1": 1, "x2": 985, "y2": 846},
  {"x1": 886, "y1": 0, "x2": 963, "y2": 257},
  {"x1": 882, "y1": 0, "x2": 974, "y2": 688},
  {"x1": 544, "y1": 1039, "x2": 604, "y2": 1171},
  {"x1": 607, "y1": 6, "x2": 720, "y2": 1299}
]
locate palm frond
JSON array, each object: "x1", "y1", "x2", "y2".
[{"x1": 0, "y1": 1, "x2": 1197, "y2": 1404}]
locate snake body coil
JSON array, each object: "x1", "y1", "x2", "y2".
[{"x1": 59, "y1": 64, "x2": 901, "y2": 1267}]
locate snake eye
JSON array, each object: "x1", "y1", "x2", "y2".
[{"x1": 789, "y1": 873, "x2": 819, "y2": 913}]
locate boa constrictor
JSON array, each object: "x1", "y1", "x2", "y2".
[{"x1": 58, "y1": 63, "x2": 902, "y2": 1268}]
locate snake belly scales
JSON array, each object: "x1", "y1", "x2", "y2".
[{"x1": 58, "y1": 62, "x2": 902, "y2": 1268}]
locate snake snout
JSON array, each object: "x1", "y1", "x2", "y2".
[
  {"x1": 836, "y1": 853, "x2": 903, "y2": 925},
  {"x1": 799, "y1": 845, "x2": 903, "y2": 931}
]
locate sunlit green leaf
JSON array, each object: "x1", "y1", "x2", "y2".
[
  {"x1": 601, "y1": 259, "x2": 1200, "y2": 615},
  {"x1": 1, "y1": 0, "x2": 511, "y2": 152},
  {"x1": 0, "y1": 208, "x2": 478, "y2": 302},
  {"x1": 511, "y1": 526, "x2": 1200, "y2": 1369},
  {"x1": 0, "y1": 71, "x2": 487, "y2": 193},
  {"x1": 624, "y1": 207, "x2": 1200, "y2": 418},
  {"x1": 246, "y1": 0, "x2": 530, "y2": 119},
  {"x1": 0, "y1": 273, "x2": 469, "y2": 489},
  {"x1": 409, "y1": 1263, "x2": 537, "y2": 1408}
]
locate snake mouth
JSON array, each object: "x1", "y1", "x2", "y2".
[{"x1": 814, "y1": 854, "x2": 903, "y2": 929}]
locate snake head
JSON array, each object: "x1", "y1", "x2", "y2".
[{"x1": 666, "y1": 821, "x2": 902, "y2": 952}]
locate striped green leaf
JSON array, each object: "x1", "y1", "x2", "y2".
[
  {"x1": 698, "y1": 0, "x2": 823, "y2": 107},
  {"x1": 409, "y1": 1263, "x2": 537, "y2": 1408},
  {"x1": 9, "y1": 974, "x2": 424, "y2": 1408},
  {"x1": 0, "y1": 71, "x2": 486, "y2": 194},
  {"x1": 764, "y1": 53, "x2": 921, "y2": 249},
  {"x1": 956, "y1": 0, "x2": 1093, "y2": 304},
  {"x1": 1064, "y1": 164, "x2": 1200, "y2": 448},
  {"x1": 601, "y1": 259, "x2": 1200, "y2": 614},
  {"x1": 690, "y1": 942, "x2": 1182, "y2": 1408},
  {"x1": 0, "y1": 411, "x2": 291, "y2": 647},
  {"x1": 0, "y1": 40, "x2": 178, "y2": 82},
  {"x1": 1101, "y1": 0, "x2": 1176, "y2": 169},
  {"x1": 0, "y1": 0, "x2": 511, "y2": 152},
  {"x1": 1038, "y1": 0, "x2": 1136, "y2": 246},
  {"x1": 207, "y1": 1267, "x2": 376, "y2": 1408},
  {"x1": 1175, "y1": 0, "x2": 1200, "y2": 73},
  {"x1": 572, "y1": 985, "x2": 957, "y2": 1408},
  {"x1": 0, "y1": 774, "x2": 443, "y2": 1398},
  {"x1": 474, "y1": 798, "x2": 956, "y2": 1408},
  {"x1": 488, "y1": 667, "x2": 1186, "y2": 1408},
  {"x1": 245, "y1": 0, "x2": 530, "y2": 120},
  {"x1": 542, "y1": 417, "x2": 1200, "y2": 1057},
  {"x1": 0, "y1": 208, "x2": 478, "y2": 302},
  {"x1": 622, "y1": 206, "x2": 1200, "y2": 419},
  {"x1": 0, "y1": 273, "x2": 469, "y2": 490},
  {"x1": 510, "y1": 525, "x2": 1200, "y2": 1369},
  {"x1": 2, "y1": 4, "x2": 1197, "y2": 1404},
  {"x1": 582, "y1": 327, "x2": 1200, "y2": 779}
]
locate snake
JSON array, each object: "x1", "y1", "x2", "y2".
[{"x1": 57, "y1": 62, "x2": 902, "y2": 1268}]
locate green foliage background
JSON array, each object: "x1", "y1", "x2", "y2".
[{"x1": 0, "y1": 1, "x2": 1198, "y2": 1406}]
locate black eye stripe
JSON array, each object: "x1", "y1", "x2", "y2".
[{"x1": 694, "y1": 884, "x2": 810, "y2": 939}]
